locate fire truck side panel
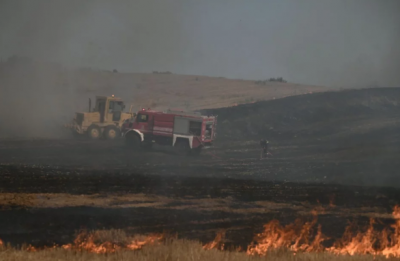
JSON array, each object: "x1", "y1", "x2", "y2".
[
  {"x1": 173, "y1": 117, "x2": 190, "y2": 134},
  {"x1": 153, "y1": 115, "x2": 173, "y2": 137},
  {"x1": 173, "y1": 134, "x2": 194, "y2": 149},
  {"x1": 172, "y1": 116, "x2": 205, "y2": 148},
  {"x1": 124, "y1": 109, "x2": 216, "y2": 151},
  {"x1": 151, "y1": 114, "x2": 174, "y2": 145}
]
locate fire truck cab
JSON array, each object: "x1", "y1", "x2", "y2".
[{"x1": 122, "y1": 109, "x2": 217, "y2": 155}]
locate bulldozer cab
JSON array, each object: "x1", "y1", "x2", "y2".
[
  {"x1": 66, "y1": 95, "x2": 133, "y2": 138},
  {"x1": 94, "y1": 96, "x2": 126, "y2": 123}
]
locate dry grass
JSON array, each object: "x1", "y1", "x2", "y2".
[
  {"x1": 0, "y1": 193, "x2": 392, "y2": 220},
  {"x1": 0, "y1": 193, "x2": 36, "y2": 209},
  {"x1": 0, "y1": 238, "x2": 396, "y2": 261},
  {"x1": 0, "y1": 58, "x2": 327, "y2": 112},
  {"x1": 90, "y1": 73, "x2": 326, "y2": 111},
  {"x1": 0, "y1": 229, "x2": 397, "y2": 261}
]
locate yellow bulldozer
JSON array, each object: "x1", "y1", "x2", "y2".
[{"x1": 65, "y1": 95, "x2": 134, "y2": 140}]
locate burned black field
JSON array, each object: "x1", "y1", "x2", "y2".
[
  {"x1": 1, "y1": 88, "x2": 400, "y2": 251},
  {"x1": 0, "y1": 160, "x2": 399, "y2": 250},
  {"x1": 0, "y1": 139, "x2": 399, "y2": 249}
]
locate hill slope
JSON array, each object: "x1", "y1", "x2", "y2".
[
  {"x1": 202, "y1": 88, "x2": 400, "y2": 186},
  {"x1": 203, "y1": 87, "x2": 400, "y2": 141},
  {"x1": 0, "y1": 57, "x2": 325, "y2": 138}
]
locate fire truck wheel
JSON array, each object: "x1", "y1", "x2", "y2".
[
  {"x1": 104, "y1": 125, "x2": 120, "y2": 140},
  {"x1": 87, "y1": 125, "x2": 101, "y2": 140},
  {"x1": 175, "y1": 139, "x2": 191, "y2": 156},
  {"x1": 125, "y1": 133, "x2": 141, "y2": 149}
]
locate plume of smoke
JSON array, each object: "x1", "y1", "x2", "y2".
[{"x1": 0, "y1": 0, "x2": 399, "y2": 138}]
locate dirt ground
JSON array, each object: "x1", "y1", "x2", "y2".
[
  {"x1": 1, "y1": 87, "x2": 399, "y2": 253},
  {"x1": 0, "y1": 138, "x2": 399, "y2": 250}
]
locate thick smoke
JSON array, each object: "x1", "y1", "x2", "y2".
[
  {"x1": 0, "y1": 0, "x2": 185, "y2": 72},
  {"x1": 0, "y1": 0, "x2": 185, "y2": 138},
  {"x1": 1, "y1": 0, "x2": 399, "y2": 86},
  {"x1": 0, "y1": 0, "x2": 399, "y2": 138}
]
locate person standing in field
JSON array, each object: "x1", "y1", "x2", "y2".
[{"x1": 260, "y1": 139, "x2": 269, "y2": 159}]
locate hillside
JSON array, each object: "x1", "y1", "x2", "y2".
[
  {"x1": 200, "y1": 88, "x2": 400, "y2": 186},
  {"x1": 69, "y1": 71, "x2": 325, "y2": 111},
  {"x1": 0, "y1": 57, "x2": 325, "y2": 138},
  {"x1": 204, "y1": 87, "x2": 400, "y2": 141}
]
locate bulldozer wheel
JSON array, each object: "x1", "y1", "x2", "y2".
[
  {"x1": 104, "y1": 125, "x2": 120, "y2": 140},
  {"x1": 87, "y1": 125, "x2": 101, "y2": 140}
]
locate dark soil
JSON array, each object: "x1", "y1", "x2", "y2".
[{"x1": 1, "y1": 88, "x2": 400, "y2": 249}]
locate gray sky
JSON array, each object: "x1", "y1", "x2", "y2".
[{"x1": 0, "y1": 0, "x2": 399, "y2": 87}]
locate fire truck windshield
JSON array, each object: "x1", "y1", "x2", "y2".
[{"x1": 136, "y1": 114, "x2": 148, "y2": 122}]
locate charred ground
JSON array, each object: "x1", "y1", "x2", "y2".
[{"x1": 0, "y1": 87, "x2": 400, "y2": 250}]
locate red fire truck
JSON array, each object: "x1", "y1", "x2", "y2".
[{"x1": 121, "y1": 109, "x2": 217, "y2": 155}]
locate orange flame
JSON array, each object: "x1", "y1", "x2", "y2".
[
  {"x1": 246, "y1": 212, "x2": 327, "y2": 255},
  {"x1": 329, "y1": 194, "x2": 336, "y2": 208},
  {"x1": 65, "y1": 232, "x2": 163, "y2": 253},
  {"x1": 203, "y1": 231, "x2": 225, "y2": 250},
  {"x1": 60, "y1": 233, "x2": 122, "y2": 254},
  {"x1": 327, "y1": 218, "x2": 378, "y2": 256},
  {"x1": 2, "y1": 205, "x2": 400, "y2": 258},
  {"x1": 21, "y1": 232, "x2": 163, "y2": 253},
  {"x1": 202, "y1": 205, "x2": 400, "y2": 258},
  {"x1": 325, "y1": 206, "x2": 400, "y2": 258},
  {"x1": 127, "y1": 234, "x2": 164, "y2": 250}
]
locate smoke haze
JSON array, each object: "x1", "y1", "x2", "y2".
[
  {"x1": 0, "y1": 0, "x2": 399, "y2": 87},
  {"x1": 0, "y1": 0, "x2": 399, "y2": 138}
]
